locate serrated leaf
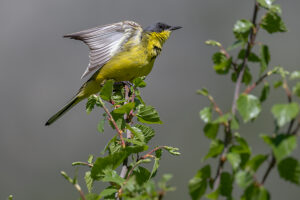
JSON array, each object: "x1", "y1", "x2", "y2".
[
  {"x1": 227, "y1": 40, "x2": 244, "y2": 51},
  {"x1": 243, "y1": 67, "x2": 252, "y2": 85},
  {"x1": 261, "y1": 11, "x2": 287, "y2": 33},
  {"x1": 203, "y1": 123, "x2": 219, "y2": 139},
  {"x1": 205, "y1": 40, "x2": 221, "y2": 47},
  {"x1": 133, "y1": 77, "x2": 147, "y2": 88},
  {"x1": 188, "y1": 165, "x2": 211, "y2": 200},
  {"x1": 133, "y1": 166, "x2": 151, "y2": 185},
  {"x1": 150, "y1": 157, "x2": 160, "y2": 179},
  {"x1": 113, "y1": 102, "x2": 135, "y2": 114},
  {"x1": 137, "y1": 105, "x2": 162, "y2": 124},
  {"x1": 99, "y1": 188, "x2": 118, "y2": 199},
  {"x1": 277, "y1": 157, "x2": 300, "y2": 184},
  {"x1": 212, "y1": 53, "x2": 232, "y2": 74},
  {"x1": 235, "y1": 170, "x2": 253, "y2": 189},
  {"x1": 86, "y1": 95, "x2": 98, "y2": 114},
  {"x1": 125, "y1": 124, "x2": 145, "y2": 143},
  {"x1": 237, "y1": 94, "x2": 261, "y2": 122},
  {"x1": 204, "y1": 140, "x2": 224, "y2": 161},
  {"x1": 220, "y1": 172, "x2": 233, "y2": 197},
  {"x1": 271, "y1": 103, "x2": 299, "y2": 127},
  {"x1": 197, "y1": 88, "x2": 209, "y2": 96},
  {"x1": 290, "y1": 71, "x2": 300, "y2": 80},
  {"x1": 123, "y1": 138, "x2": 145, "y2": 146},
  {"x1": 199, "y1": 107, "x2": 212, "y2": 123},
  {"x1": 85, "y1": 171, "x2": 93, "y2": 193},
  {"x1": 260, "y1": 82, "x2": 270, "y2": 102},
  {"x1": 242, "y1": 184, "x2": 270, "y2": 200},
  {"x1": 101, "y1": 169, "x2": 125, "y2": 185},
  {"x1": 261, "y1": 134, "x2": 297, "y2": 161},
  {"x1": 246, "y1": 154, "x2": 268, "y2": 172},
  {"x1": 84, "y1": 193, "x2": 101, "y2": 200},
  {"x1": 293, "y1": 82, "x2": 300, "y2": 97},
  {"x1": 233, "y1": 19, "x2": 253, "y2": 41},
  {"x1": 238, "y1": 49, "x2": 260, "y2": 62},
  {"x1": 100, "y1": 80, "x2": 114, "y2": 101},
  {"x1": 110, "y1": 112, "x2": 125, "y2": 130},
  {"x1": 134, "y1": 124, "x2": 155, "y2": 143},
  {"x1": 260, "y1": 45, "x2": 270, "y2": 74},
  {"x1": 91, "y1": 146, "x2": 147, "y2": 180},
  {"x1": 97, "y1": 118, "x2": 105, "y2": 133}
]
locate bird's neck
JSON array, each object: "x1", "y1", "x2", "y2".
[{"x1": 143, "y1": 31, "x2": 171, "y2": 59}]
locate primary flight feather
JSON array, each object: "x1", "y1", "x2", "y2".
[{"x1": 45, "y1": 20, "x2": 181, "y2": 126}]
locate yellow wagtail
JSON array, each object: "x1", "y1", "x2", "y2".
[{"x1": 45, "y1": 21, "x2": 181, "y2": 126}]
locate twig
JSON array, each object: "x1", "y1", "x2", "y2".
[
  {"x1": 244, "y1": 72, "x2": 270, "y2": 94},
  {"x1": 207, "y1": 95, "x2": 223, "y2": 116},
  {"x1": 213, "y1": 1, "x2": 260, "y2": 190},
  {"x1": 74, "y1": 183, "x2": 86, "y2": 200},
  {"x1": 100, "y1": 97, "x2": 126, "y2": 148},
  {"x1": 261, "y1": 155, "x2": 276, "y2": 184},
  {"x1": 231, "y1": 1, "x2": 260, "y2": 115}
]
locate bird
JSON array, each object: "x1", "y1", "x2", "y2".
[{"x1": 45, "y1": 21, "x2": 181, "y2": 126}]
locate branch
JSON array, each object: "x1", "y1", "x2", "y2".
[
  {"x1": 244, "y1": 72, "x2": 270, "y2": 94},
  {"x1": 99, "y1": 97, "x2": 126, "y2": 148},
  {"x1": 213, "y1": 1, "x2": 260, "y2": 190},
  {"x1": 231, "y1": 1, "x2": 260, "y2": 115},
  {"x1": 261, "y1": 155, "x2": 276, "y2": 184}
]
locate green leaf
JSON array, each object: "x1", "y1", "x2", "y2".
[
  {"x1": 220, "y1": 172, "x2": 233, "y2": 197},
  {"x1": 133, "y1": 166, "x2": 151, "y2": 185},
  {"x1": 110, "y1": 112, "x2": 125, "y2": 130},
  {"x1": 212, "y1": 52, "x2": 231, "y2": 74},
  {"x1": 99, "y1": 188, "x2": 118, "y2": 199},
  {"x1": 85, "y1": 171, "x2": 93, "y2": 193},
  {"x1": 60, "y1": 171, "x2": 73, "y2": 183},
  {"x1": 126, "y1": 124, "x2": 145, "y2": 143},
  {"x1": 237, "y1": 94, "x2": 261, "y2": 122},
  {"x1": 150, "y1": 157, "x2": 160, "y2": 179},
  {"x1": 273, "y1": 80, "x2": 283, "y2": 88},
  {"x1": 197, "y1": 88, "x2": 209, "y2": 96},
  {"x1": 86, "y1": 95, "x2": 98, "y2": 114},
  {"x1": 188, "y1": 165, "x2": 211, "y2": 200},
  {"x1": 243, "y1": 67, "x2": 253, "y2": 85},
  {"x1": 238, "y1": 49, "x2": 260, "y2": 62},
  {"x1": 137, "y1": 105, "x2": 162, "y2": 124},
  {"x1": 8, "y1": 195, "x2": 13, "y2": 200},
  {"x1": 235, "y1": 170, "x2": 253, "y2": 189},
  {"x1": 204, "y1": 140, "x2": 224, "y2": 161},
  {"x1": 242, "y1": 184, "x2": 270, "y2": 200},
  {"x1": 290, "y1": 71, "x2": 300, "y2": 80},
  {"x1": 231, "y1": 116, "x2": 240, "y2": 130},
  {"x1": 134, "y1": 124, "x2": 155, "y2": 144},
  {"x1": 227, "y1": 152, "x2": 241, "y2": 170},
  {"x1": 100, "y1": 80, "x2": 114, "y2": 101},
  {"x1": 133, "y1": 77, "x2": 147, "y2": 88},
  {"x1": 259, "y1": 82, "x2": 270, "y2": 102},
  {"x1": 271, "y1": 103, "x2": 299, "y2": 127},
  {"x1": 163, "y1": 146, "x2": 181, "y2": 156},
  {"x1": 261, "y1": 134, "x2": 297, "y2": 161},
  {"x1": 113, "y1": 102, "x2": 135, "y2": 114},
  {"x1": 88, "y1": 155, "x2": 94, "y2": 163},
  {"x1": 206, "y1": 189, "x2": 219, "y2": 200},
  {"x1": 123, "y1": 138, "x2": 145, "y2": 146},
  {"x1": 203, "y1": 123, "x2": 219, "y2": 139},
  {"x1": 97, "y1": 118, "x2": 105, "y2": 133},
  {"x1": 205, "y1": 40, "x2": 221, "y2": 47},
  {"x1": 101, "y1": 169, "x2": 125, "y2": 185},
  {"x1": 84, "y1": 193, "x2": 101, "y2": 200},
  {"x1": 213, "y1": 113, "x2": 231, "y2": 124},
  {"x1": 227, "y1": 40, "x2": 243, "y2": 51},
  {"x1": 257, "y1": 0, "x2": 274, "y2": 9},
  {"x1": 277, "y1": 157, "x2": 300, "y2": 184},
  {"x1": 91, "y1": 146, "x2": 147, "y2": 180},
  {"x1": 246, "y1": 154, "x2": 268, "y2": 172},
  {"x1": 293, "y1": 82, "x2": 300, "y2": 97},
  {"x1": 261, "y1": 11, "x2": 287, "y2": 33},
  {"x1": 199, "y1": 107, "x2": 212, "y2": 123},
  {"x1": 260, "y1": 45, "x2": 270, "y2": 74},
  {"x1": 233, "y1": 19, "x2": 253, "y2": 41}
]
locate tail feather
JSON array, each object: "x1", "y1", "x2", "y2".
[{"x1": 45, "y1": 97, "x2": 80, "y2": 126}]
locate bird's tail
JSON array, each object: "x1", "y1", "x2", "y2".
[{"x1": 45, "y1": 96, "x2": 81, "y2": 126}]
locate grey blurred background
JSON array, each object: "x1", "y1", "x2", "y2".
[{"x1": 1, "y1": 0, "x2": 299, "y2": 199}]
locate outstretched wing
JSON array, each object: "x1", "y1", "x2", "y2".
[{"x1": 64, "y1": 21, "x2": 143, "y2": 79}]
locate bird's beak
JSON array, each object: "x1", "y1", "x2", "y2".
[{"x1": 169, "y1": 26, "x2": 182, "y2": 31}]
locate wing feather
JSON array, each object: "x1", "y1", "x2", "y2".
[{"x1": 64, "y1": 21, "x2": 142, "y2": 78}]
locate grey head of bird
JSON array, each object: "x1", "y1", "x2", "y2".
[{"x1": 144, "y1": 22, "x2": 182, "y2": 33}]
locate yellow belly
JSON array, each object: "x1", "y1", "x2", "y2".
[{"x1": 95, "y1": 46, "x2": 155, "y2": 83}]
